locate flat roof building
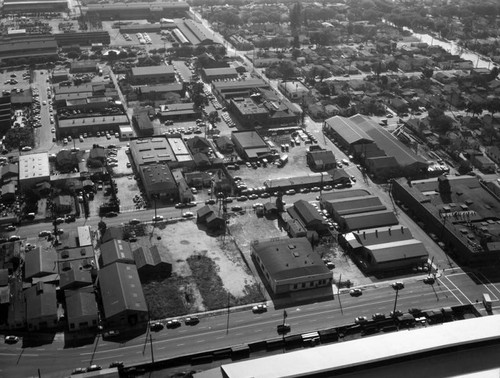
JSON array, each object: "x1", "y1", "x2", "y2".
[
  {"x1": 19, "y1": 153, "x2": 50, "y2": 188},
  {"x1": 139, "y1": 164, "x2": 178, "y2": 202},
  {"x1": 251, "y1": 237, "x2": 332, "y2": 296},
  {"x1": 231, "y1": 130, "x2": 270, "y2": 160},
  {"x1": 201, "y1": 67, "x2": 238, "y2": 83},
  {"x1": 130, "y1": 65, "x2": 175, "y2": 84},
  {"x1": 129, "y1": 138, "x2": 175, "y2": 167}
]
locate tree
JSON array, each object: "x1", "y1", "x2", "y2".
[
  {"x1": 422, "y1": 67, "x2": 434, "y2": 79},
  {"x1": 3, "y1": 127, "x2": 34, "y2": 150},
  {"x1": 98, "y1": 220, "x2": 107, "y2": 234},
  {"x1": 457, "y1": 160, "x2": 472, "y2": 175},
  {"x1": 336, "y1": 94, "x2": 351, "y2": 108},
  {"x1": 289, "y1": 2, "x2": 302, "y2": 34},
  {"x1": 467, "y1": 101, "x2": 484, "y2": 117}
]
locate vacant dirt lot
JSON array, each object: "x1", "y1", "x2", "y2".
[{"x1": 134, "y1": 220, "x2": 264, "y2": 318}]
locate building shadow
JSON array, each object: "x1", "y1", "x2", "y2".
[{"x1": 22, "y1": 331, "x2": 56, "y2": 348}]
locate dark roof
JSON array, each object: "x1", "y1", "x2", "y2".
[
  {"x1": 24, "y1": 283, "x2": 57, "y2": 322},
  {"x1": 64, "y1": 289, "x2": 98, "y2": 320},
  {"x1": 231, "y1": 131, "x2": 268, "y2": 149},
  {"x1": 59, "y1": 268, "x2": 92, "y2": 290},
  {"x1": 98, "y1": 262, "x2": 147, "y2": 319},
  {"x1": 139, "y1": 164, "x2": 177, "y2": 191},
  {"x1": 307, "y1": 150, "x2": 336, "y2": 167},
  {"x1": 100, "y1": 239, "x2": 134, "y2": 267},
  {"x1": 326, "y1": 195, "x2": 386, "y2": 216},
  {"x1": 132, "y1": 65, "x2": 175, "y2": 77},
  {"x1": 133, "y1": 245, "x2": 171, "y2": 269},
  {"x1": 351, "y1": 226, "x2": 413, "y2": 247},
  {"x1": 0, "y1": 269, "x2": 8, "y2": 286},
  {"x1": 367, "y1": 239, "x2": 429, "y2": 263},
  {"x1": 197, "y1": 205, "x2": 215, "y2": 219},
  {"x1": 293, "y1": 199, "x2": 324, "y2": 227},
  {"x1": 251, "y1": 238, "x2": 330, "y2": 281},
  {"x1": 343, "y1": 210, "x2": 399, "y2": 232},
  {"x1": 89, "y1": 147, "x2": 106, "y2": 160},
  {"x1": 320, "y1": 189, "x2": 371, "y2": 202},
  {"x1": 101, "y1": 226, "x2": 124, "y2": 243},
  {"x1": 25, "y1": 247, "x2": 58, "y2": 279}
]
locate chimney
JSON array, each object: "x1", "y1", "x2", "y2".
[{"x1": 375, "y1": 229, "x2": 378, "y2": 238}]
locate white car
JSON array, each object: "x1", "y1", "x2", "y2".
[{"x1": 152, "y1": 215, "x2": 164, "y2": 222}]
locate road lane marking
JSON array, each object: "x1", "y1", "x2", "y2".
[
  {"x1": 443, "y1": 277, "x2": 472, "y2": 303},
  {"x1": 470, "y1": 272, "x2": 500, "y2": 299},
  {"x1": 438, "y1": 278, "x2": 464, "y2": 305},
  {"x1": 0, "y1": 353, "x2": 39, "y2": 357}
]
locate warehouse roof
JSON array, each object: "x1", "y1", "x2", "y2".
[
  {"x1": 343, "y1": 210, "x2": 399, "y2": 232},
  {"x1": 65, "y1": 289, "x2": 97, "y2": 320},
  {"x1": 131, "y1": 65, "x2": 175, "y2": 77},
  {"x1": 324, "y1": 116, "x2": 374, "y2": 145},
  {"x1": 130, "y1": 137, "x2": 175, "y2": 166},
  {"x1": 98, "y1": 262, "x2": 147, "y2": 319},
  {"x1": 367, "y1": 239, "x2": 429, "y2": 263},
  {"x1": 251, "y1": 237, "x2": 330, "y2": 281},
  {"x1": 25, "y1": 283, "x2": 57, "y2": 322},
  {"x1": 100, "y1": 239, "x2": 134, "y2": 267},
  {"x1": 326, "y1": 195, "x2": 386, "y2": 216}
]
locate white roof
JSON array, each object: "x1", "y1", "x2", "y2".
[
  {"x1": 216, "y1": 315, "x2": 500, "y2": 378},
  {"x1": 19, "y1": 153, "x2": 50, "y2": 181},
  {"x1": 77, "y1": 226, "x2": 92, "y2": 247}
]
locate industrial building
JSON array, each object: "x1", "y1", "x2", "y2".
[
  {"x1": 251, "y1": 237, "x2": 332, "y2": 296},
  {"x1": 64, "y1": 288, "x2": 98, "y2": 332},
  {"x1": 129, "y1": 138, "x2": 175, "y2": 167},
  {"x1": 100, "y1": 239, "x2": 135, "y2": 267},
  {"x1": 57, "y1": 115, "x2": 130, "y2": 138},
  {"x1": 211, "y1": 78, "x2": 269, "y2": 101},
  {"x1": 231, "y1": 130, "x2": 270, "y2": 160},
  {"x1": 2, "y1": 0, "x2": 67, "y2": 13},
  {"x1": 138, "y1": 164, "x2": 178, "y2": 202},
  {"x1": 392, "y1": 175, "x2": 500, "y2": 265},
  {"x1": 324, "y1": 114, "x2": 429, "y2": 179},
  {"x1": 0, "y1": 37, "x2": 58, "y2": 62},
  {"x1": 83, "y1": 2, "x2": 189, "y2": 20},
  {"x1": 130, "y1": 65, "x2": 176, "y2": 85},
  {"x1": 201, "y1": 67, "x2": 238, "y2": 83},
  {"x1": 133, "y1": 245, "x2": 172, "y2": 281},
  {"x1": 97, "y1": 262, "x2": 148, "y2": 330},
  {"x1": 341, "y1": 226, "x2": 429, "y2": 273},
  {"x1": 194, "y1": 315, "x2": 500, "y2": 378},
  {"x1": 24, "y1": 283, "x2": 58, "y2": 331}
]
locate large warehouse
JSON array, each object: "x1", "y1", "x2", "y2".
[
  {"x1": 324, "y1": 114, "x2": 429, "y2": 179},
  {"x1": 392, "y1": 175, "x2": 500, "y2": 265},
  {"x1": 341, "y1": 226, "x2": 429, "y2": 273},
  {"x1": 83, "y1": 1, "x2": 189, "y2": 20}
]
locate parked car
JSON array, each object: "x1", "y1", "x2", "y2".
[
  {"x1": 150, "y1": 322, "x2": 164, "y2": 331},
  {"x1": 167, "y1": 319, "x2": 181, "y2": 329},
  {"x1": 109, "y1": 362, "x2": 124, "y2": 369},
  {"x1": 237, "y1": 195, "x2": 248, "y2": 201},
  {"x1": 4, "y1": 335, "x2": 19, "y2": 344},
  {"x1": 423, "y1": 276, "x2": 435, "y2": 285},
  {"x1": 354, "y1": 316, "x2": 368, "y2": 324},
  {"x1": 252, "y1": 304, "x2": 267, "y2": 314},
  {"x1": 231, "y1": 205, "x2": 243, "y2": 212},
  {"x1": 391, "y1": 281, "x2": 405, "y2": 290},
  {"x1": 72, "y1": 367, "x2": 86, "y2": 375},
  {"x1": 205, "y1": 199, "x2": 216, "y2": 205},
  {"x1": 86, "y1": 365, "x2": 102, "y2": 372},
  {"x1": 372, "y1": 313, "x2": 386, "y2": 321},
  {"x1": 182, "y1": 211, "x2": 194, "y2": 218},
  {"x1": 4, "y1": 225, "x2": 16, "y2": 232},
  {"x1": 285, "y1": 189, "x2": 296, "y2": 195},
  {"x1": 349, "y1": 288, "x2": 362, "y2": 297},
  {"x1": 184, "y1": 317, "x2": 200, "y2": 326},
  {"x1": 152, "y1": 215, "x2": 164, "y2": 222}
]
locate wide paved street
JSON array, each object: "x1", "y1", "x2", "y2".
[{"x1": 0, "y1": 270, "x2": 497, "y2": 377}]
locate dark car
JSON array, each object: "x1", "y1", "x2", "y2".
[
  {"x1": 109, "y1": 361, "x2": 124, "y2": 369},
  {"x1": 372, "y1": 313, "x2": 386, "y2": 321},
  {"x1": 252, "y1": 304, "x2": 267, "y2": 314},
  {"x1": 391, "y1": 281, "x2": 404, "y2": 290},
  {"x1": 184, "y1": 317, "x2": 200, "y2": 326},
  {"x1": 87, "y1": 365, "x2": 102, "y2": 372},
  {"x1": 150, "y1": 322, "x2": 164, "y2": 332},
  {"x1": 277, "y1": 324, "x2": 291, "y2": 335},
  {"x1": 231, "y1": 205, "x2": 243, "y2": 212},
  {"x1": 105, "y1": 211, "x2": 118, "y2": 217},
  {"x1": 423, "y1": 276, "x2": 435, "y2": 285},
  {"x1": 65, "y1": 215, "x2": 76, "y2": 223},
  {"x1": 349, "y1": 288, "x2": 362, "y2": 297},
  {"x1": 167, "y1": 319, "x2": 181, "y2": 329}
]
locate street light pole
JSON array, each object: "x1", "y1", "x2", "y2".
[{"x1": 393, "y1": 288, "x2": 399, "y2": 314}]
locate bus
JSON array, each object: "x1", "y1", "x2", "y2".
[{"x1": 483, "y1": 293, "x2": 492, "y2": 311}]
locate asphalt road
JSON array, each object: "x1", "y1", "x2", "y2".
[{"x1": 1, "y1": 274, "x2": 494, "y2": 378}]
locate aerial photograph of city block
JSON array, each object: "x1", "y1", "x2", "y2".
[{"x1": 1, "y1": 0, "x2": 500, "y2": 376}]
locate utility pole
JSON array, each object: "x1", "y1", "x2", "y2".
[
  {"x1": 225, "y1": 292, "x2": 230, "y2": 335},
  {"x1": 149, "y1": 334, "x2": 155, "y2": 364},
  {"x1": 337, "y1": 274, "x2": 343, "y2": 315}
]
